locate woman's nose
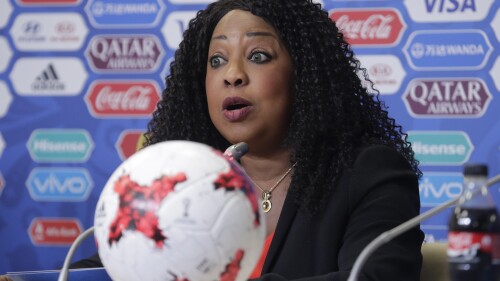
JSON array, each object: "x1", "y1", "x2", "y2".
[{"x1": 224, "y1": 61, "x2": 249, "y2": 87}]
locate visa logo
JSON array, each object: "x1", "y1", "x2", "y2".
[
  {"x1": 425, "y1": 0, "x2": 476, "y2": 13},
  {"x1": 404, "y1": 0, "x2": 492, "y2": 23},
  {"x1": 26, "y1": 167, "x2": 93, "y2": 201},
  {"x1": 419, "y1": 172, "x2": 463, "y2": 206}
]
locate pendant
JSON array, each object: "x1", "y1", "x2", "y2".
[{"x1": 262, "y1": 192, "x2": 272, "y2": 213}]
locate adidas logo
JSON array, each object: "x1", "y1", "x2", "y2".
[
  {"x1": 31, "y1": 63, "x2": 65, "y2": 91},
  {"x1": 95, "y1": 202, "x2": 106, "y2": 218},
  {"x1": 36, "y1": 64, "x2": 58, "y2": 81}
]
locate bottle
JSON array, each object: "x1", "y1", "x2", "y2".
[{"x1": 448, "y1": 163, "x2": 500, "y2": 281}]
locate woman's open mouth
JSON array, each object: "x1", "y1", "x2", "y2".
[{"x1": 222, "y1": 97, "x2": 253, "y2": 122}]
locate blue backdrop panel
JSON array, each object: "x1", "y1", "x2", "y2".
[{"x1": 0, "y1": 0, "x2": 498, "y2": 273}]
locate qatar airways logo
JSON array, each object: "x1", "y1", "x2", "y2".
[
  {"x1": 85, "y1": 80, "x2": 160, "y2": 117},
  {"x1": 86, "y1": 34, "x2": 164, "y2": 72},
  {"x1": 329, "y1": 8, "x2": 406, "y2": 46},
  {"x1": 403, "y1": 78, "x2": 492, "y2": 118}
]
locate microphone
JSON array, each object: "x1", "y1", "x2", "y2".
[
  {"x1": 347, "y1": 173, "x2": 500, "y2": 281},
  {"x1": 223, "y1": 142, "x2": 249, "y2": 161},
  {"x1": 57, "y1": 142, "x2": 249, "y2": 281}
]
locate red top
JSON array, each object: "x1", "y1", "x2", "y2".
[{"x1": 249, "y1": 232, "x2": 275, "y2": 279}]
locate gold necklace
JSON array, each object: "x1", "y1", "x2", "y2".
[{"x1": 249, "y1": 163, "x2": 297, "y2": 213}]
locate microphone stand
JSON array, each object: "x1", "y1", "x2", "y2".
[
  {"x1": 57, "y1": 227, "x2": 95, "y2": 281},
  {"x1": 347, "y1": 174, "x2": 500, "y2": 281}
]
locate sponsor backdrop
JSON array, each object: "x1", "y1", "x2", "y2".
[{"x1": 0, "y1": 0, "x2": 499, "y2": 274}]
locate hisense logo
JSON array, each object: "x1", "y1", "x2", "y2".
[
  {"x1": 32, "y1": 139, "x2": 87, "y2": 153},
  {"x1": 27, "y1": 129, "x2": 94, "y2": 162},
  {"x1": 408, "y1": 131, "x2": 473, "y2": 165}
]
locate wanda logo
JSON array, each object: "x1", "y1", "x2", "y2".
[
  {"x1": 330, "y1": 8, "x2": 406, "y2": 46},
  {"x1": 85, "y1": 80, "x2": 160, "y2": 117}
]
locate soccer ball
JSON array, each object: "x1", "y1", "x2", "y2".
[{"x1": 94, "y1": 141, "x2": 265, "y2": 281}]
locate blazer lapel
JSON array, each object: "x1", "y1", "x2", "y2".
[{"x1": 262, "y1": 189, "x2": 299, "y2": 273}]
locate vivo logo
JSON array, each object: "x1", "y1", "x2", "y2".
[
  {"x1": 26, "y1": 167, "x2": 93, "y2": 201},
  {"x1": 419, "y1": 172, "x2": 463, "y2": 206}
]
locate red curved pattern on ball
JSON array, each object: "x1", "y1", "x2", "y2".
[
  {"x1": 213, "y1": 162, "x2": 261, "y2": 227},
  {"x1": 108, "y1": 173, "x2": 187, "y2": 248},
  {"x1": 220, "y1": 249, "x2": 245, "y2": 281}
]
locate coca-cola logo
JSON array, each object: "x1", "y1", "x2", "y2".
[
  {"x1": 85, "y1": 80, "x2": 160, "y2": 117},
  {"x1": 447, "y1": 231, "x2": 495, "y2": 259},
  {"x1": 329, "y1": 8, "x2": 406, "y2": 46},
  {"x1": 85, "y1": 35, "x2": 164, "y2": 72},
  {"x1": 402, "y1": 78, "x2": 492, "y2": 118}
]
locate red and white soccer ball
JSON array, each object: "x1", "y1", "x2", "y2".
[{"x1": 94, "y1": 141, "x2": 265, "y2": 281}]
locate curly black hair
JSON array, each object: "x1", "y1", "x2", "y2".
[{"x1": 145, "y1": 0, "x2": 421, "y2": 214}]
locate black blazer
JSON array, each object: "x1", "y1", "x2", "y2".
[
  {"x1": 72, "y1": 145, "x2": 424, "y2": 281},
  {"x1": 255, "y1": 145, "x2": 424, "y2": 281}
]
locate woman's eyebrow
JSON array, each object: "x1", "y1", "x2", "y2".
[
  {"x1": 246, "y1": 31, "x2": 275, "y2": 38},
  {"x1": 211, "y1": 31, "x2": 276, "y2": 40}
]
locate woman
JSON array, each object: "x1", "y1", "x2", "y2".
[
  {"x1": 70, "y1": 0, "x2": 424, "y2": 280},
  {"x1": 144, "y1": 0, "x2": 423, "y2": 280}
]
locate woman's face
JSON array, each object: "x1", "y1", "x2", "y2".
[{"x1": 205, "y1": 10, "x2": 294, "y2": 154}]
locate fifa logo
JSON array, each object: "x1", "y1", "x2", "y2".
[{"x1": 182, "y1": 198, "x2": 190, "y2": 218}]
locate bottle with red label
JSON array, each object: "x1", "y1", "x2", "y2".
[{"x1": 448, "y1": 163, "x2": 500, "y2": 281}]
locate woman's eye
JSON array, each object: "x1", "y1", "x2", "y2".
[
  {"x1": 249, "y1": 52, "x2": 271, "y2": 63},
  {"x1": 209, "y1": 56, "x2": 227, "y2": 68}
]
